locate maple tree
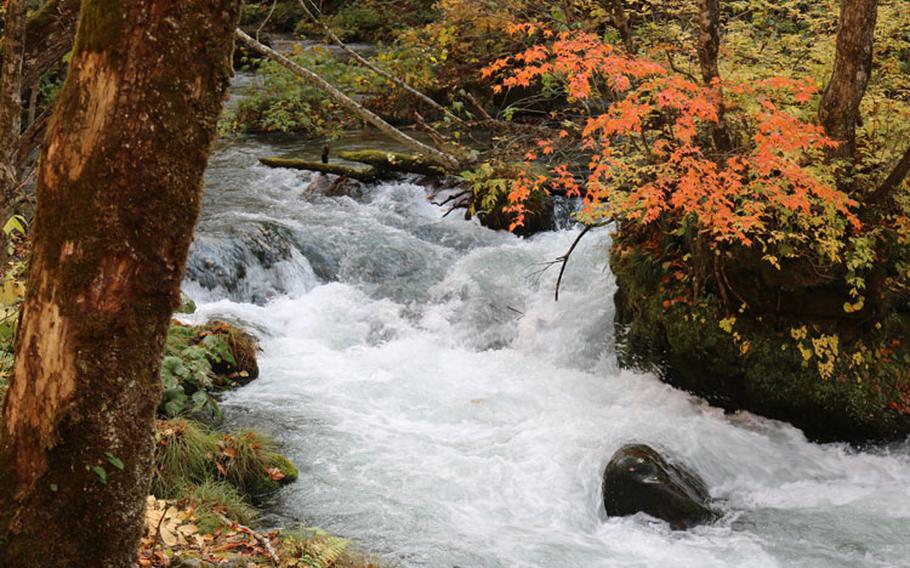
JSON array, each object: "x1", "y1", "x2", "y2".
[{"x1": 485, "y1": 17, "x2": 907, "y2": 314}]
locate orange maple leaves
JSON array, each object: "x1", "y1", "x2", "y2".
[{"x1": 485, "y1": 29, "x2": 859, "y2": 249}]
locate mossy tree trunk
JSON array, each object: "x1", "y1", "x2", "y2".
[
  {"x1": 0, "y1": 1, "x2": 241, "y2": 566},
  {"x1": 819, "y1": 0, "x2": 878, "y2": 158},
  {"x1": 0, "y1": 0, "x2": 27, "y2": 201}
]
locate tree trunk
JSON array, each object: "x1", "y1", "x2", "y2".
[
  {"x1": 819, "y1": 0, "x2": 878, "y2": 157},
  {"x1": 695, "y1": 0, "x2": 731, "y2": 153},
  {"x1": 608, "y1": 0, "x2": 636, "y2": 53},
  {"x1": 0, "y1": 0, "x2": 28, "y2": 200},
  {"x1": 0, "y1": 1, "x2": 240, "y2": 566}
]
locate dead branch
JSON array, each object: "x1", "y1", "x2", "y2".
[{"x1": 235, "y1": 29, "x2": 462, "y2": 170}]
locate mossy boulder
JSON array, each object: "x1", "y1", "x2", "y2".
[
  {"x1": 472, "y1": 187, "x2": 554, "y2": 237},
  {"x1": 611, "y1": 243, "x2": 910, "y2": 443},
  {"x1": 603, "y1": 444, "x2": 716, "y2": 530},
  {"x1": 177, "y1": 292, "x2": 197, "y2": 314},
  {"x1": 159, "y1": 321, "x2": 260, "y2": 423}
]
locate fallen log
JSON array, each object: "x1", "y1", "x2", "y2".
[
  {"x1": 338, "y1": 150, "x2": 450, "y2": 176},
  {"x1": 258, "y1": 157, "x2": 377, "y2": 181}
]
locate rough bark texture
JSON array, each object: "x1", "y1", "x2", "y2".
[
  {"x1": 20, "y1": 0, "x2": 81, "y2": 89},
  {"x1": 819, "y1": 0, "x2": 878, "y2": 157},
  {"x1": 0, "y1": 0, "x2": 27, "y2": 196},
  {"x1": 0, "y1": 0, "x2": 241, "y2": 566}
]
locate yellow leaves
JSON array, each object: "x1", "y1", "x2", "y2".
[
  {"x1": 811, "y1": 334, "x2": 839, "y2": 380},
  {"x1": 719, "y1": 316, "x2": 737, "y2": 334},
  {"x1": 0, "y1": 276, "x2": 25, "y2": 305},
  {"x1": 843, "y1": 298, "x2": 865, "y2": 313},
  {"x1": 790, "y1": 328, "x2": 840, "y2": 380}
]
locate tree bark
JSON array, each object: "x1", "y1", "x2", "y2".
[
  {"x1": 608, "y1": 0, "x2": 636, "y2": 53},
  {"x1": 0, "y1": 0, "x2": 28, "y2": 199},
  {"x1": 818, "y1": 0, "x2": 878, "y2": 157},
  {"x1": 0, "y1": 1, "x2": 240, "y2": 566},
  {"x1": 20, "y1": 0, "x2": 81, "y2": 89}
]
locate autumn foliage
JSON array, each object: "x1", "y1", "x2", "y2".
[{"x1": 484, "y1": 27, "x2": 860, "y2": 266}]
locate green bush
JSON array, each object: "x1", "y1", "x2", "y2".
[{"x1": 233, "y1": 46, "x2": 375, "y2": 136}]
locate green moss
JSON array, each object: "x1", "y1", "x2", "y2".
[
  {"x1": 74, "y1": 0, "x2": 124, "y2": 53},
  {"x1": 176, "y1": 293, "x2": 197, "y2": 314},
  {"x1": 611, "y1": 243, "x2": 910, "y2": 443},
  {"x1": 338, "y1": 149, "x2": 449, "y2": 176}
]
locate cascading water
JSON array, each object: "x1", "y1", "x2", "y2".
[{"x1": 182, "y1": 134, "x2": 910, "y2": 568}]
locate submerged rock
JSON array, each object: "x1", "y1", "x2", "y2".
[{"x1": 602, "y1": 444, "x2": 715, "y2": 530}]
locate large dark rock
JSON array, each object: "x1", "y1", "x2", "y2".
[{"x1": 602, "y1": 444, "x2": 716, "y2": 530}]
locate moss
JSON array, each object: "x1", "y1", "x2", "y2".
[
  {"x1": 177, "y1": 293, "x2": 197, "y2": 314},
  {"x1": 260, "y1": 157, "x2": 378, "y2": 181},
  {"x1": 73, "y1": 0, "x2": 125, "y2": 53},
  {"x1": 338, "y1": 149, "x2": 449, "y2": 176},
  {"x1": 611, "y1": 243, "x2": 910, "y2": 443}
]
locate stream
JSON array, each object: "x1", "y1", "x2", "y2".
[{"x1": 181, "y1": 131, "x2": 910, "y2": 567}]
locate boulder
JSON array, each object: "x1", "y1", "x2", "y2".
[{"x1": 602, "y1": 444, "x2": 716, "y2": 530}]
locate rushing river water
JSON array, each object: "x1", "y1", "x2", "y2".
[{"x1": 182, "y1": 133, "x2": 910, "y2": 568}]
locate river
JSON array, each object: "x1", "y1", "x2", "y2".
[{"x1": 181, "y1": 132, "x2": 910, "y2": 568}]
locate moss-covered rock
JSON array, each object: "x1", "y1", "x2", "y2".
[
  {"x1": 177, "y1": 292, "x2": 197, "y2": 314},
  {"x1": 160, "y1": 321, "x2": 260, "y2": 423},
  {"x1": 611, "y1": 243, "x2": 910, "y2": 443},
  {"x1": 472, "y1": 185, "x2": 554, "y2": 237}
]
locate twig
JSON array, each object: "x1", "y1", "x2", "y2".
[
  {"x1": 555, "y1": 224, "x2": 596, "y2": 301},
  {"x1": 255, "y1": 0, "x2": 279, "y2": 42},
  {"x1": 431, "y1": 190, "x2": 469, "y2": 207},
  {"x1": 216, "y1": 513, "x2": 280, "y2": 566}
]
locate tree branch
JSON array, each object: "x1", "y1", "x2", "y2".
[
  {"x1": 864, "y1": 144, "x2": 910, "y2": 213},
  {"x1": 235, "y1": 29, "x2": 461, "y2": 170},
  {"x1": 296, "y1": 0, "x2": 462, "y2": 123}
]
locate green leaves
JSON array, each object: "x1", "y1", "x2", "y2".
[
  {"x1": 92, "y1": 465, "x2": 108, "y2": 485},
  {"x1": 158, "y1": 323, "x2": 252, "y2": 422}
]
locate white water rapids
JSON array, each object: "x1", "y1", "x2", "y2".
[{"x1": 182, "y1": 135, "x2": 910, "y2": 568}]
